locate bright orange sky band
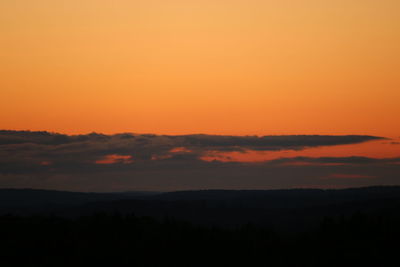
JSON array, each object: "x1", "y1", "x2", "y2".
[{"x1": 1, "y1": 0, "x2": 399, "y2": 138}]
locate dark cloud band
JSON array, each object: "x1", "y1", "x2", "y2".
[{"x1": 1, "y1": 131, "x2": 396, "y2": 191}]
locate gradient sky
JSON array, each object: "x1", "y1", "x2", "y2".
[
  {"x1": 1, "y1": 0, "x2": 400, "y2": 136},
  {"x1": 1, "y1": 1, "x2": 399, "y2": 191}
]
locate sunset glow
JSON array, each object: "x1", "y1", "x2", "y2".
[
  {"x1": 1, "y1": 1, "x2": 399, "y2": 191},
  {"x1": 1, "y1": 0, "x2": 399, "y2": 137}
]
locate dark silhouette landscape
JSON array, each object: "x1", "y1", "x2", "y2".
[{"x1": 1, "y1": 186, "x2": 400, "y2": 266}]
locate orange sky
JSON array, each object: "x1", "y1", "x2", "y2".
[{"x1": 1, "y1": 0, "x2": 400, "y2": 137}]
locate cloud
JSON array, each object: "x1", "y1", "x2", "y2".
[
  {"x1": 0, "y1": 130, "x2": 383, "y2": 158},
  {"x1": 169, "y1": 134, "x2": 383, "y2": 151},
  {"x1": 0, "y1": 131, "x2": 387, "y2": 172},
  {"x1": 95, "y1": 154, "x2": 134, "y2": 165},
  {"x1": 1, "y1": 130, "x2": 397, "y2": 191},
  {"x1": 0, "y1": 130, "x2": 106, "y2": 145}
]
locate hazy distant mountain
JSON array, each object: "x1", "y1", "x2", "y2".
[
  {"x1": 0, "y1": 189, "x2": 159, "y2": 213},
  {"x1": 2, "y1": 186, "x2": 400, "y2": 232}
]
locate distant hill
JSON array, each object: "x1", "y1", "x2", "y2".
[
  {"x1": 0, "y1": 189, "x2": 159, "y2": 213},
  {"x1": 2, "y1": 186, "x2": 400, "y2": 232}
]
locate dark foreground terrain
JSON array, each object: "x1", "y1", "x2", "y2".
[{"x1": 1, "y1": 186, "x2": 400, "y2": 266}]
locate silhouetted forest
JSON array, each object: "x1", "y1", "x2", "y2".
[
  {"x1": 1, "y1": 212, "x2": 400, "y2": 267},
  {"x1": 2, "y1": 187, "x2": 400, "y2": 266}
]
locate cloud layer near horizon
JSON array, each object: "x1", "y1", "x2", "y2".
[{"x1": 0, "y1": 131, "x2": 398, "y2": 191}]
